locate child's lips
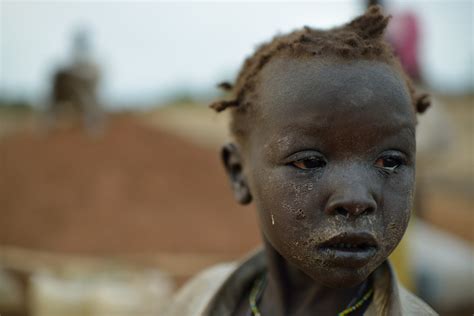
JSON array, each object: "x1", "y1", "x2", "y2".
[{"x1": 316, "y1": 232, "x2": 378, "y2": 268}]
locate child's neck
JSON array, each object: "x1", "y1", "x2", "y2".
[{"x1": 260, "y1": 238, "x2": 369, "y2": 316}]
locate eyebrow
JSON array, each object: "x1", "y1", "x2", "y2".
[{"x1": 265, "y1": 122, "x2": 416, "y2": 154}]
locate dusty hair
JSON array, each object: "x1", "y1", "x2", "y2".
[{"x1": 210, "y1": 6, "x2": 430, "y2": 143}]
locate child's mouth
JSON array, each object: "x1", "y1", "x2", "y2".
[
  {"x1": 317, "y1": 232, "x2": 378, "y2": 267},
  {"x1": 322, "y1": 242, "x2": 374, "y2": 252}
]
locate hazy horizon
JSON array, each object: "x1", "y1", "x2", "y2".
[{"x1": 1, "y1": 1, "x2": 472, "y2": 108}]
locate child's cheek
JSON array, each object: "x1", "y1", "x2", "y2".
[
  {"x1": 379, "y1": 168, "x2": 415, "y2": 254},
  {"x1": 251, "y1": 170, "x2": 306, "y2": 235},
  {"x1": 255, "y1": 172, "x2": 324, "y2": 256}
]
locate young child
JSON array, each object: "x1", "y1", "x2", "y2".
[{"x1": 168, "y1": 6, "x2": 436, "y2": 316}]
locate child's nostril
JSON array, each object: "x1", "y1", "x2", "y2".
[
  {"x1": 333, "y1": 205, "x2": 374, "y2": 217},
  {"x1": 335, "y1": 207, "x2": 349, "y2": 217},
  {"x1": 365, "y1": 207, "x2": 375, "y2": 214}
]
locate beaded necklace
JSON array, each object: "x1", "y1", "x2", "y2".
[{"x1": 248, "y1": 274, "x2": 373, "y2": 316}]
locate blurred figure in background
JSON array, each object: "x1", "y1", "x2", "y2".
[
  {"x1": 47, "y1": 28, "x2": 104, "y2": 135},
  {"x1": 383, "y1": 1, "x2": 422, "y2": 82},
  {"x1": 366, "y1": 0, "x2": 421, "y2": 81}
]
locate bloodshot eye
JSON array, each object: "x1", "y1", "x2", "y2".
[{"x1": 292, "y1": 157, "x2": 327, "y2": 170}]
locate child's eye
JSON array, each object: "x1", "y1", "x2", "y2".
[
  {"x1": 374, "y1": 154, "x2": 405, "y2": 173},
  {"x1": 292, "y1": 157, "x2": 327, "y2": 170}
]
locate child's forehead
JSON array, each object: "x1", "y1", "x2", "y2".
[
  {"x1": 260, "y1": 56, "x2": 406, "y2": 99},
  {"x1": 255, "y1": 56, "x2": 413, "y2": 121},
  {"x1": 247, "y1": 56, "x2": 415, "y2": 151}
]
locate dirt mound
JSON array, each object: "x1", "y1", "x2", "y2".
[{"x1": 0, "y1": 115, "x2": 260, "y2": 255}]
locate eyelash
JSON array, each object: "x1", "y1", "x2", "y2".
[
  {"x1": 374, "y1": 154, "x2": 406, "y2": 175},
  {"x1": 290, "y1": 156, "x2": 327, "y2": 170}
]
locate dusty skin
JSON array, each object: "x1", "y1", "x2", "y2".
[{"x1": 223, "y1": 57, "x2": 416, "y2": 316}]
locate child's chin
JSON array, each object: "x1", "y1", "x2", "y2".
[{"x1": 307, "y1": 266, "x2": 373, "y2": 288}]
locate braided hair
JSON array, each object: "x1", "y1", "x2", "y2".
[{"x1": 210, "y1": 6, "x2": 430, "y2": 142}]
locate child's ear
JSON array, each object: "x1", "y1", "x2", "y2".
[{"x1": 221, "y1": 143, "x2": 252, "y2": 205}]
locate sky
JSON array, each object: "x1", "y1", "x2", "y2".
[{"x1": 1, "y1": 0, "x2": 473, "y2": 108}]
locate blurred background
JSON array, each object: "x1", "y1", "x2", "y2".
[{"x1": 0, "y1": 1, "x2": 472, "y2": 315}]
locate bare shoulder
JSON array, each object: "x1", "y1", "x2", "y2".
[{"x1": 166, "y1": 262, "x2": 237, "y2": 316}]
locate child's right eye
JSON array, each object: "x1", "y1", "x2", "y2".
[{"x1": 291, "y1": 157, "x2": 327, "y2": 170}]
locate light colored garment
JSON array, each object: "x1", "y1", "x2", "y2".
[{"x1": 167, "y1": 250, "x2": 437, "y2": 316}]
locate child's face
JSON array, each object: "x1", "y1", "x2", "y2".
[{"x1": 229, "y1": 57, "x2": 416, "y2": 287}]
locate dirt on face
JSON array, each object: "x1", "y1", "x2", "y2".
[{"x1": 0, "y1": 114, "x2": 260, "y2": 255}]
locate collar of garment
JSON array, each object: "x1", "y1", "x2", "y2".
[{"x1": 204, "y1": 249, "x2": 433, "y2": 316}]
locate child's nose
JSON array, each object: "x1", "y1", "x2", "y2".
[{"x1": 324, "y1": 189, "x2": 377, "y2": 217}]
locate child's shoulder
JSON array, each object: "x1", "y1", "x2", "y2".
[
  {"x1": 369, "y1": 260, "x2": 438, "y2": 315},
  {"x1": 398, "y1": 285, "x2": 438, "y2": 316},
  {"x1": 166, "y1": 249, "x2": 265, "y2": 316},
  {"x1": 165, "y1": 262, "x2": 237, "y2": 316}
]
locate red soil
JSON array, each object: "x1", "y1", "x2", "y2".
[{"x1": 0, "y1": 115, "x2": 261, "y2": 255}]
